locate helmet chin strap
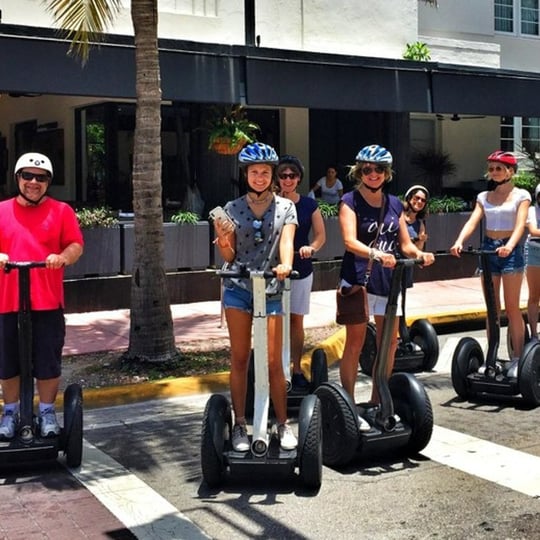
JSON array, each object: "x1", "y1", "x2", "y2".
[
  {"x1": 487, "y1": 177, "x2": 512, "y2": 191},
  {"x1": 362, "y1": 182, "x2": 385, "y2": 193},
  {"x1": 247, "y1": 186, "x2": 270, "y2": 196},
  {"x1": 17, "y1": 188, "x2": 47, "y2": 206}
]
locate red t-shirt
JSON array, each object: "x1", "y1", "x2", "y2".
[{"x1": 0, "y1": 197, "x2": 84, "y2": 312}]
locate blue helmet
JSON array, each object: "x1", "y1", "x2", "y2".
[
  {"x1": 355, "y1": 144, "x2": 393, "y2": 166},
  {"x1": 239, "y1": 142, "x2": 279, "y2": 167}
]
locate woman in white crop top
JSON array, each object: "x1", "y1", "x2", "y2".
[
  {"x1": 525, "y1": 183, "x2": 540, "y2": 340},
  {"x1": 450, "y1": 151, "x2": 531, "y2": 375}
]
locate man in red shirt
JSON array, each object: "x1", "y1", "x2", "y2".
[{"x1": 0, "y1": 153, "x2": 83, "y2": 440}]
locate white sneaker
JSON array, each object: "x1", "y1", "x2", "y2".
[
  {"x1": 231, "y1": 423, "x2": 249, "y2": 452},
  {"x1": 0, "y1": 411, "x2": 17, "y2": 439},
  {"x1": 40, "y1": 409, "x2": 60, "y2": 437},
  {"x1": 278, "y1": 423, "x2": 297, "y2": 450},
  {"x1": 357, "y1": 415, "x2": 371, "y2": 432}
]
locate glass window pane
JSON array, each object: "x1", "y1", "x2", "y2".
[{"x1": 495, "y1": 0, "x2": 514, "y2": 32}]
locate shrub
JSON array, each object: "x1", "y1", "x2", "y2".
[
  {"x1": 426, "y1": 195, "x2": 467, "y2": 214},
  {"x1": 170, "y1": 210, "x2": 200, "y2": 224},
  {"x1": 317, "y1": 201, "x2": 339, "y2": 218},
  {"x1": 76, "y1": 206, "x2": 119, "y2": 228},
  {"x1": 513, "y1": 171, "x2": 538, "y2": 195}
]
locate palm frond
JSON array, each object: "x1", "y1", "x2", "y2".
[{"x1": 43, "y1": 0, "x2": 123, "y2": 64}]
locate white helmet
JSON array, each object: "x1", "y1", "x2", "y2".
[{"x1": 14, "y1": 152, "x2": 53, "y2": 178}]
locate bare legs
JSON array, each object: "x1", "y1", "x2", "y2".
[
  {"x1": 526, "y1": 265, "x2": 540, "y2": 339},
  {"x1": 225, "y1": 307, "x2": 288, "y2": 425},
  {"x1": 290, "y1": 313, "x2": 305, "y2": 375},
  {"x1": 340, "y1": 316, "x2": 399, "y2": 403}
]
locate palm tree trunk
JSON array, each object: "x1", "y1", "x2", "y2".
[{"x1": 127, "y1": 0, "x2": 177, "y2": 361}]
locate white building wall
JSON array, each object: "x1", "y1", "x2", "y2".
[{"x1": 1, "y1": 0, "x2": 417, "y2": 59}]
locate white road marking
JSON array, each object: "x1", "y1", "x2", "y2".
[
  {"x1": 72, "y1": 440, "x2": 210, "y2": 540},
  {"x1": 424, "y1": 425, "x2": 540, "y2": 498},
  {"x1": 434, "y1": 336, "x2": 488, "y2": 374}
]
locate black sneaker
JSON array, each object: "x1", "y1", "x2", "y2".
[{"x1": 291, "y1": 373, "x2": 309, "y2": 389}]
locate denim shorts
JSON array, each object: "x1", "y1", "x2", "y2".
[
  {"x1": 480, "y1": 237, "x2": 524, "y2": 275},
  {"x1": 223, "y1": 284, "x2": 283, "y2": 315},
  {"x1": 0, "y1": 309, "x2": 65, "y2": 379},
  {"x1": 525, "y1": 239, "x2": 540, "y2": 268}
]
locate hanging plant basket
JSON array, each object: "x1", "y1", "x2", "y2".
[{"x1": 211, "y1": 136, "x2": 248, "y2": 155}]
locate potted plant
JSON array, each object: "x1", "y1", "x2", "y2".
[
  {"x1": 65, "y1": 206, "x2": 121, "y2": 278},
  {"x1": 411, "y1": 148, "x2": 457, "y2": 196},
  {"x1": 207, "y1": 105, "x2": 260, "y2": 155},
  {"x1": 122, "y1": 209, "x2": 210, "y2": 273}
]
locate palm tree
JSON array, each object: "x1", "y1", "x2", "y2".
[{"x1": 46, "y1": 0, "x2": 178, "y2": 362}]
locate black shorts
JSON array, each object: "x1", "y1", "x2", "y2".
[{"x1": 0, "y1": 309, "x2": 65, "y2": 380}]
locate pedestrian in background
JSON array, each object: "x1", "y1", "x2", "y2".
[
  {"x1": 0, "y1": 153, "x2": 83, "y2": 440},
  {"x1": 450, "y1": 151, "x2": 530, "y2": 377},
  {"x1": 311, "y1": 165, "x2": 343, "y2": 204},
  {"x1": 277, "y1": 155, "x2": 326, "y2": 389}
]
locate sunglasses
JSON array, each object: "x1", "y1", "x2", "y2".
[
  {"x1": 18, "y1": 171, "x2": 50, "y2": 183},
  {"x1": 412, "y1": 195, "x2": 427, "y2": 203},
  {"x1": 361, "y1": 165, "x2": 386, "y2": 176},
  {"x1": 278, "y1": 173, "x2": 299, "y2": 180},
  {"x1": 253, "y1": 219, "x2": 264, "y2": 244},
  {"x1": 487, "y1": 165, "x2": 505, "y2": 172}
]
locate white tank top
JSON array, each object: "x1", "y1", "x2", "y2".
[{"x1": 477, "y1": 188, "x2": 531, "y2": 231}]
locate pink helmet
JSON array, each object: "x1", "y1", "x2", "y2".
[{"x1": 487, "y1": 151, "x2": 517, "y2": 168}]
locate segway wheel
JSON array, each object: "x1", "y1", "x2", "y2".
[
  {"x1": 201, "y1": 394, "x2": 231, "y2": 487},
  {"x1": 309, "y1": 348, "x2": 328, "y2": 392},
  {"x1": 518, "y1": 341, "x2": 540, "y2": 407},
  {"x1": 451, "y1": 337, "x2": 484, "y2": 399},
  {"x1": 298, "y1": 394, "x2": 323, "y2": 489},
  {"x1": 63, "y1": 383, "x2": 83, "y2": 468},
  {"x1": 409, "y1": 319, "x2": 440, "y2": 372},
  {"x1": 359, "y1": 322, "x2": 377, "y2": 376},
  {"x1": 389, "y1": 372, "x2": 433, "y2": 455},
  {"x1": 314, "y1": 383, "x2": 359, "y2": 467}
]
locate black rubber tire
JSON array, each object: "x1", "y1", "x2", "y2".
[
  {"x1": 314, "y1": 383, "x2": 359, "y2": 467},
  {"x1": 359, "y1": 322, "x2": 377, "y2": 376},
  {"x1": 389, "y1": 372, "x2": 433, "y2": 455},
  {"x1": 298, "y1": 395, "x2": 323, "y2": 489},
  {"x1": 310, "y1": 348, "x2": 328, "y2": 392},
  {"x1": 201, "y1": 394, "x2": 231, "y2": 487},
  {"x1": 409, "y1": 319, "x2": 440, "y2": 372},
  {"x1": 451, "y1": 337, "x2": 484, "y2": 399},
  {"x1": 63, "y1": 383, "x2": 83, "y2": 468},
  {"x1": 518, "y1": 341, "x2": 540, "y2": 407}
]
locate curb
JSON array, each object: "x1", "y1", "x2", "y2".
[{"x1": 72, "y1": 307, "x2": 495, "y2": 409}]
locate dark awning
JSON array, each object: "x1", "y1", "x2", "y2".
[{"x1": 2, "y1": 24, "x2": 540, "y2": 116}]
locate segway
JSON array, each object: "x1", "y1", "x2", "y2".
[
  {"x1": 0, "y1": 262, "x2": 83, "y2": 467},
  {"x1": 245, "y1": 275, "x2": 328, "y2": 414},
  {"x1": 451, "y1": 249, "x2": 540, "y2": 407},
  {"x1": 201, "y1": 267, "x2": 323, "y2": 489},
  {"x1": 359, "y1": 273, "x2": 439, "y2": 376},
  {"x1": 315, "y1": 259, "x2": 434, "y2": 467}
]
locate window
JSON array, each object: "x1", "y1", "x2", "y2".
[
  {"x1": 522, "y1": 0, "x2": 539, "y2": 35},
  {"x1": 500, "y1": 116, "x2": 540, "y2": 157},
  {"x1": 495, "y1": 0, "x2": 514, "y2": 32},
  {"x1": 495, "y1": 0, "x2": 540, "y2": 36}
]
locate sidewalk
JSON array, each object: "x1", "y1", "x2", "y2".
[{"x1": 64, "y1": 276, "x2": 530, "y2": 357}]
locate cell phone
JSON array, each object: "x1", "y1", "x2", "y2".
[{"x1": 209, "y1": 206, "x2": 236, "y2": 233}]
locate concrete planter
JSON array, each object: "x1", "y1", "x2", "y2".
[
  {"x1": 64, "y1": 226, "x2": 121, "y2": 279},
  {"x1": 426, "y1": 212, "x2": 480, "y2": 253},
  {"x1": 121, "y1": 221, "x2": 210, "y2": 274},
  {"x1": 314, "y1": 217, "x2": 344, "y2": 260}
]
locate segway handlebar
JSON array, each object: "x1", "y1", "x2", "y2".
[
  {"x1": 217, "y1": 266, "x2": 300, "y2": 280},
  {"x1": 4, "y1": 261, "x2": 47, "y2": 272}
]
